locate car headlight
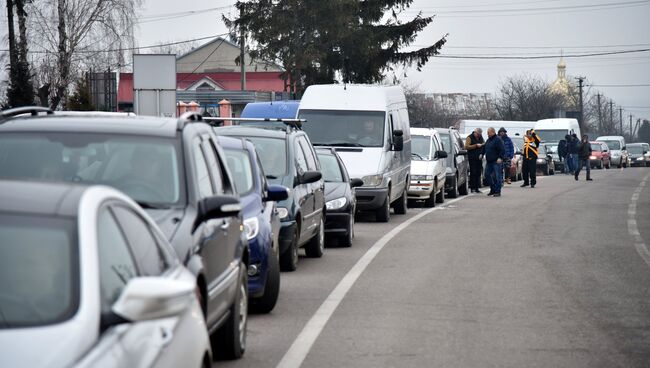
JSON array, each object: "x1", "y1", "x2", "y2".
[
  {"x1": 637, "y1": 157, "x2": 644, "y2": 161},
  {"x1": 362, "y1": 174, "x2": 383, "y2": 186},
  {"x1": 276, "y1": 207, "x2": 289, "y2": 219},
  {"x1": 589, "y1": 155, "x2": 597, "y2": 160},
  {"x1": 412, "y1": 175, "x2": 434, "y2": 181},
  {"x1": 243, "y1": 217, "x2": 259, "y2": 240},
  {"x1": 326, "y1": 197, "x2": 347, "y2": 210}
]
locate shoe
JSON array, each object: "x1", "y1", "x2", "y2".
[
  {"x1": 587, "y1": 178, "x2": 593, "y2": 181},
  {"x1": 574, "y1": 176, "x2": 578, "y2": 181},
  {"x1": 531, "y1": 185, "x2": 535, "y2": 188},
  {"x1": 520, "y1": 183, "x2": 529, "y2": 187},
  {"x1": 487, "y1": 191, "x2": 495, "y2": 196},
  {"x1": 506, "y1": 178, "x2": 511, "y2": 185},
  {"x1": 493, "y1": 193, "x2": 501, "y2": 197}
]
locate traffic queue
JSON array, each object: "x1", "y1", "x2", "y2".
[{"x1": 0, "y1": 84, "x2": 648, "y2": 368}]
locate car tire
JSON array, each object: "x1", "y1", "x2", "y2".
[
  {"x1": 393, "y1": 189, "x2": 407, "y2": 215},
  {"x1": 305, "y1": 218, "x2": 324, "y2": 258},
  {"x1": 376, "y1": 196, "x2": 391, "y2": 222},
  {"x1": 448, "y1": 176, "x2": 459, "y2": 198},
  {"x1": 458, "y1": 175, "x2": 468, "y2": 195},
  {"x1": 340, "y1": 215, "x2": 354, "y2": 247},
  {"x1": 212, "y1": 263, "x2": 248, "y2": 360},
  {"x1": 435, "y1": 185, "x2": 445, "y2": 204},
  {"x1": 423, "y1": 190, "x2": 436, "y2": 207},
  {"x1": 250, "y1": 250, "x2": 280, "y2": 314},
  {"x1": 280, "y1": 227, "x2": 299, "y2": 272}
]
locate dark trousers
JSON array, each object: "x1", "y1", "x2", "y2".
[
  {"x1": 485, "y1": 162, "x2": 502, "y2": 194},
  {"x1": 469, "y1": 159, "x2": 482, "y2": 190},
  {"x1": 522, "y1": 159, "x2": 537, "y2": 186},
  {"x1": 575, "y1": 158, "x2": 591, "y2": 179}
]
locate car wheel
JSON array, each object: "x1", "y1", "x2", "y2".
[
  {"x1": 458, "y1": 175, "x2": 468, "y2": 195},
  {"x1": 212, "y1": 262, "x2": 248, "y2": 360},
  {"x1": 423, "y1": 190, "x2": 436, "y2": 207},
  {"x1": 448, "y1": 176, "x2": 458, "y2": 198},
  {"x1": 340, "y1": 215, "x2": 354, "y2": 247},
  {"x1": 393, "y1": 189, "x2": 407, "y2": 215},
  {"x1": 376, "y1": 195, "x2": 391, "y2": 222},
  {"x1": 305, "y1": 218, "x2": 324, "y2": 258},
  {"x1": 435, "y1": 185, "x2": 445, "y2": 204},
  {"x1": 250, "y1": 249, "x2": 280, "y2": 314},
  {"x1": 280, "y1": 227, "x2": 299, "y2": 272}
]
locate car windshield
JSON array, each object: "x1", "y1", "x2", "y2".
[
  {"x1": 299, "y1": 109, "x2": 385, "y2": 147},
  {"x1": 591, "y1": 143, "x2": 603, "y2": 152},
  {"x1": 223, "y1": 148, "x2": 255, "y2": 194},
  {"x1": 628, "y1": 145, "x2": 644, "y2": 154},
  {"x1": 411, "y1": 136, "x2": 431, "y2": 160},
  {"x1": 244, "y1": 137, "x2": 287, "y2": 178},
  {"x1": 600, "y1": 140, "x2": 621, "y2": 150},
  {"x1": 511, "y1": 137, "x2": 524, "y2": 150},
  {"x1": 0, "y1": 133, "x2": 183, "y2": 206},
  {"x1": 438, "y1": 133, "x2": 453, "y2": 154},
  {"x1": 535, "y1": 130, "x2": 567, "y2": 142},
  {"x1": 317, "y1": 153, "x2": 344, "y2": 182},
  {"x1": 546, "y1": 145, "x2": 558, "y2": 154},
  {"x1": 0, "y1": 213, "x2": 78, "y2": 328},
  {"x1": 538, "y1": 145, "x2": 547, "y2": 155}
]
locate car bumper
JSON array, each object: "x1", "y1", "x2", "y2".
[
  {"x1": 408, "y1": 180, "x2": 434, "y2": 199},
  {"x1": 278, "y1": 220, "x2": 297, "y2": 254},
  {"x1": 325, "y1": 212, "x2": 352, "y2": 237},
  {"x1": 631, "y1": 159, "x2": 647, "y2": 167},
  {"x1": 355, "y1": 187, "x2": 389, "y2": 211},
  {"x1": 610, "y1": 156, "x2": 622, "y2": 165},
  {"x1": 554, "y1": 161, "x2": 564, "y2": 171}
]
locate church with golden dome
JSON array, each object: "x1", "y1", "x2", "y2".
[{"x1": 550, "y1": 54, "x2": 578, "y2": 118}]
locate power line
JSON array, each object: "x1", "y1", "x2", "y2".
[
  {"x1": 434, "y1": 48, "x2": 650, "y2": 59},
  {"x1": 587, "y1": 84, "x2": 650, "y2": 87},
  {"x1": 412, "y1": 43, "x2": 650, "y2": 50},
  {"x1": 410, "y1": 0, "x2": 650, "y2": 13}
]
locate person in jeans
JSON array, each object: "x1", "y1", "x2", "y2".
[
  {"x1": 558, "y1": 136, "x2": 568, "y2": 174},
  {"x1": 521, "y1": 129, "x2": 541, "y2": 188},
  {"x1": 569, "y1": 133, "x2": 580, "y2": 174},
  {"x1": 498, "y1": 127, "x2": 514, "y2": 185},
  {"x1": 484, "y1": 127, "x2": 505, "y2": 197},
  {"x1": 575, "y1": 134, "x2": 593, "y2": 181},
  {"x1": 465, "y1": 128, "x2": 485, "y2": 193}
]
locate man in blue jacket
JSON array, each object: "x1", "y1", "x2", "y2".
[
  {"x1": 484, "y1": 127, "x2": 506, "y2": 197},
  {"x1": 498, "y1": 127, "x2": 514, "y2": 185}
]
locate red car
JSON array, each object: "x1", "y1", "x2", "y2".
[{"x1": 589, "y1": 141, "x2": 611, "y2": 169}]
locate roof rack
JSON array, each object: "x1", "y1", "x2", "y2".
[
  {"x1": 0, "y1": 106, "x2": 53, "y2": 121},
  {"x1": 204, "y1": 117, "x2": 305, "y2": 133},
  {"x1": 176, "y1": 111, "x2": 204, "y2": 130}
]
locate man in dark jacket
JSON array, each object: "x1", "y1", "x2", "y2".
[
  {"x1": 567, "y1": 133, "x2": 579, "y2": 174},
  {"x1": 521, "y1": 129, "x2": 541, "y2": 188},
  {"x1": 575, "y1": 134, "x2": 593, "y2": 181},
  {"x1": 498, "y1": 127, "x2": 514, "y2": 184},
  {"x1": 558, "y1": 137, "x2": 568, "y2": 173},
  {"x1": 484, "y1": 127, "x2": 506, "y2": 197},
  {"x1": 465, "y1": 128, "x2": 485, "y2": 193}
]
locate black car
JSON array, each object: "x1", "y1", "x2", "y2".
[
  {"x1": 435, "y1": 128, "x2": 469, "y2": 198},
  {"x1": 215, "y1": 124, "x2": 325, "y2": 271},
  {"x1": 0, "y1": 107, "x2": 249, "y2": 359},
  {"x1": 316, "y1": 148, "x2": 363, "y2": 247}
]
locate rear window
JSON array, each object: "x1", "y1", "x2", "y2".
[
  {"x1": 600, "y1": 140, "x2": 621, "y2": 150},
  {"x1": 591, "y1": 143, "x2": 602, "y2": 152},
  {"x1": 243, "y1": 137, "x2": 287, "y2": 178},
  {"x1": 317, "y1": 153, "x2": 344, "y2": 182},
  {"x1": 0, "y1": 214, "x2": 78, "y2": 328},
  {"x1": 223, "y1": 148, "x2": 255, "y2": 194}
]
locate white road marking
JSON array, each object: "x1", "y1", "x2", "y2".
[
  {"x1": 276, "y1": 193, "x2": 476, "y2": 368},
  {"x1": 628, "y1": 174, "x2": 650, "y2": 268}
]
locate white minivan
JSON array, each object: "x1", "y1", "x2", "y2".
[
  {"x1": 595, "y1": 135, "x2": 630, "y2": 168},
  {"x1": 299, "y1": 84, "x2": 411, "y2": 222},
  {"x1": 408, "y1": 128, "x2": 448, "y2": 207},
  {"x1": 534, "y1": 118, "x2": 581, "y2": 143}
]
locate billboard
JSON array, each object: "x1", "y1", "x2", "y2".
[{"x1": 133, "y1": 54, "x2": 177, "y2": 117}]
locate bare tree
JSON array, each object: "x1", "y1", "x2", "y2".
[
  {"x1": 27, "y1": 0, "x2": 142, "y2": 109},
  {"x1": 147, "y1": 40, "x2": 200, "y2": 56},
  {"x1": 495, "y1": 74, "x2": 564, "y2": 121}
]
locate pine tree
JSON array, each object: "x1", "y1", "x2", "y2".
[
  {"x1": 4, "y1": 0, "x2": 35, "y2": 108},
  {"x1": 67, "y1": 76, "x2": 95, "y2": 111}
]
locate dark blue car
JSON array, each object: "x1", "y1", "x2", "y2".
[{"x1": 217, "y1": 136, "x2": 289, "y2": 313}]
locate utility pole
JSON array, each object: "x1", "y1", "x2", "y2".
[
  {"x1": 629, "y1": 114, "x2": 633, "y2": 141},
  {"x1": 609, "y1": 100, "x2": 613, "y2": 135},
  {"x1": 596, "y1": 93, "x2": 602, "y2": 135},
  {"x1": 239, "y1": 7, "x2": 246, "y2": 91},
  {"x1": 619, "y1": 107, "x2": 623, "y2": 135},
  {"x1": 576, "y1": 77, "x2": 585, "y2": 133}
]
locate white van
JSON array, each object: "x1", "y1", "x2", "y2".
[
  {"x1": 456, "y1": 120, "x2": 535, "y2": 140},
  {"x1": 534, "y1": 118, "x2": 581, "y2": 143},
  {"x1": 408, "y1": 128, "x2": 448, "y2": 207},
  {"x1": 595, "y1": 135, "x2": 630, "y2": 168},
  {"x1": 299, "y1": 84, "x2": 411, "y2": 222}
]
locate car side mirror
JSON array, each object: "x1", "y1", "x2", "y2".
[
  {"x1": 392, "y1": 130, "x2": 404, "y2": 151},
  {"x1": 457, "y1": 149, "x2": 467, "y2": 156},
  {"x1": 193, "y1": 195, "x2": 241, "y2": 232},
  {"x1": 265, "y1": 184, "x2": 289, "y2": 202},
  {"x1": 112, "y1": 277, "x2": 195, "y2": 322},
  {"x1": 622, "y1": 146, "x2": 627, "y2": 150},
  {"x1": 436, "y1": 150, "x2": 448, "y2": 159},
  {"x1": 350, "y1": 178, "x2": 364, "y2": 188},
  {"x1": 299, "y1": 170, "x2": 322, "y2": 185}
]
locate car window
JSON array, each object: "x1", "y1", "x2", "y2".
[
  {"x1": 432, "y1": 136, "x2": 441, "y2": 153},
  {"x1": 112, "y1": 206, "x2": 168, "y2": 276},
  {"x1": 97, "y1": 209, "x2": 137, "y2": 315},
  {"x1": 223, "y1": 148, "x2": 254, "y2": 194},
  {"x1": 317, "y1": 153, "x2": 344, "y2": 182},
  {"x1": 298, "y1": 137, "x2": 319, "y2": 171},
  {"x1": 245, "y1": 137, "x2": 287, "y2": 178},
  {"x1": 201, "y1": 140, "x2": 224, "y2": 194},
  {"x1": 193, "y1": 142, "x2": 214, "y2": 198},
  {"x1": 294, "y1": 140, "x2": 309, "y2": 174}
]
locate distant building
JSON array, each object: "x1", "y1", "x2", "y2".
[
  {"x1": 176, "y1": 37, "x2": 282, "y2": 73},
  {"x1": 550, "y1": 55, "x2": 579, "y2": 119}
]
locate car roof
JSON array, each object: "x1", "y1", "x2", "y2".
[
  {"x1": 215, "y1": 125, "x2": 292, "y2": 139},
  {"x1": 0, "y1": 115, "x2": 180, "y2": 138},
  {"x1": 216, "y1": 135, "x2": 256, "y2": 151},
  {"x1": 627, "y1": 143, "x2": 643, "y2": 146},
  {"x1": 0, "y1": 180, "x2": 86, "y2": 217},
  {"x1": 241, "y1": 101, "x2": 300, "y2": 119}
]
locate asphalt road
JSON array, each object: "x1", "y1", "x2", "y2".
[{"x1": 220, "y1": 167, "x2": 650, "y2": 368}]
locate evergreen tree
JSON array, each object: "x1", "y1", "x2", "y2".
[
  {"x1": 4, "y1": 0, "x2": 35, "y2": 108},
  {"x1": 228, "y1": 0, "x2": 446, "y2": 94},
  {"x1": 67, "y1": 77, "x2": 95, "y2": 111}
]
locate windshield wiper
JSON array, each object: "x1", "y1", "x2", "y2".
[
  {"x1": 411, "y1": 152, "x2": 424, "y2": 160},
  {"x1": 313, "y1": 142, "x2": 363, "y2": 147},
  {"x1": 266, "y1": 175, "x2": 278, "y2": 179},
  {"x1": 136, "y1": 201, "x2": 171, "y2": 210}
]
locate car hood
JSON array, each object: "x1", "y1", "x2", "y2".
[
  {"x1": 335, "y1": 148, "x2": 383, "y2": 178},
  {"x1": 145, "y1": 207, "x2": 186, "y2": 240},
  {"x1": 0, "y1": 319, "x2": 93, "y2": 368},
  {"x1": 324, "y1": 182, "x2": 348, "y2": 201},
  {"x1": 410, "y1": 160, "x2": 435, "y2": 176},
  {"x1": 592, "y1": 151, "x2": 604, "y2": 157}
]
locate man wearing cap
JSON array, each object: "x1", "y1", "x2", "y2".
[{"x1": 498, "y1": 127, "x2": 514, "y2": 185}]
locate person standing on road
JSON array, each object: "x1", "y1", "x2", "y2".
[
  {"x1": 498, "y1": 127, "x2": 514, "y2": 185},
  {"x1": 569, "y1": 133, "x2": 580, "y2": 174},
  {"x1": 558, "y1": 136, "x2": 568, "y2": 174},
  {"x1": 575, "y1": 134, "x2": 593, "y2": 181},
  {"x1": 465, "y1": 128, "x2": 485, "y2": 193},
  {"x1": 484, "y1": 127, "x2": 505, "y2": 197},
  {"x1": 565, "y1": 134, "x2": 575, "y2": 174},
  {"x1": 521, "y1": 129, "x2": 541, "y2": 188}
]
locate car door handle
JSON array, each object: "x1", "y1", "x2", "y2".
[
  {"x1": 220, "y1": 220, "x2": 230, "y2": 231},
  {"x1": 160, "y1": 326, "x2": 173, "y2": 347}
]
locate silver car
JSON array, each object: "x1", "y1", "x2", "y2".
[{"x1": 0, "y1": 181, "x2": 211, "y2": 368}]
